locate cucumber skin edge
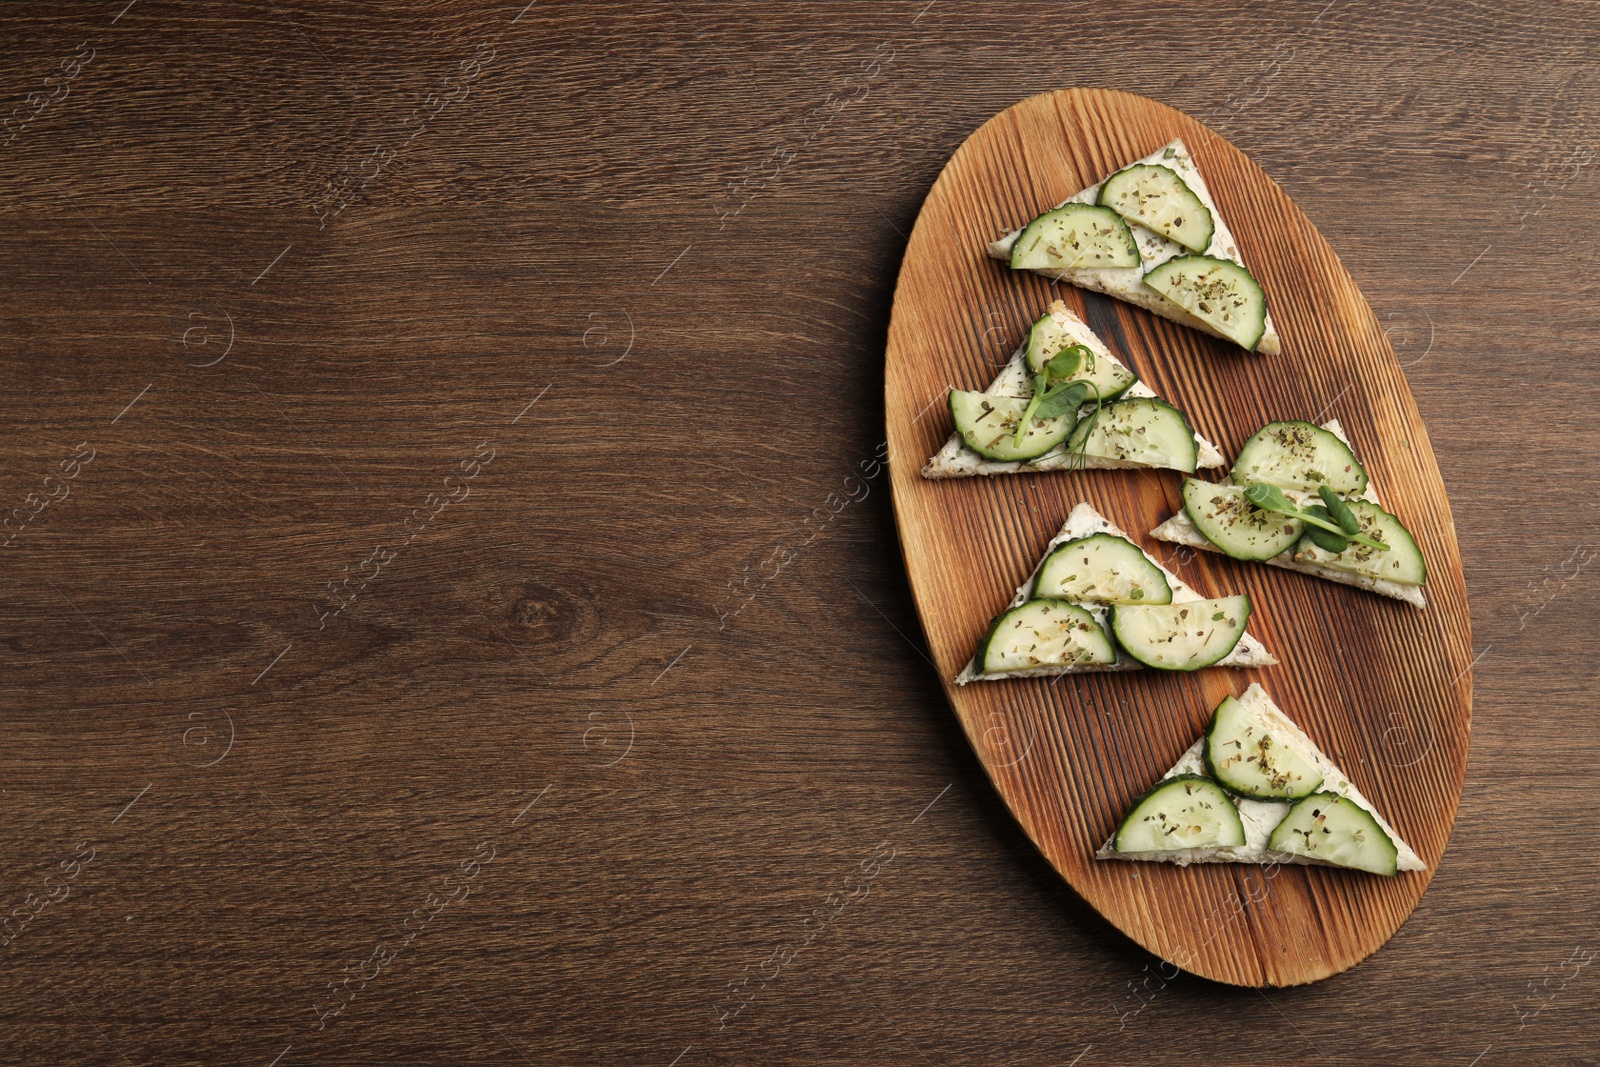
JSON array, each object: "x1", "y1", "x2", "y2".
[
  {"x1": 1201, "y1": 697, "x2": 1324, "y2": 801},
  {"x1": 1180, "y1": 479, "x2": 1301, "y2": 563},
  {"x1": 1108, "y1": 594, "x2": 1250, "y2": 672},
  {"x1": 948, "y1": 389, "x2": 1075, "y2": 463},
  {"x1": 1266, "y1": 791, "x2": 1400, "y2": 876},
  {"x1": 1009, "y1": 205, "x2": 1139, "y2": 271},
  {"x1": 973, "y1": 599, "x2": 1112, "y2": 675},
  {"x1": 1229, "y1": 420, "x2": 1370, "y2": 497},
  {"x1": 1071, "y1": 396, "x2": 1199, "y2": 474},
  {"x1": 1113, "y1": 773, "x2": 1246, "y2": 852},
  {"x1": 1036, "y1": 534, "x2": 1174, "y2": 606},
  {"x1": 1143, "y1": 254, "x2": 1268, "y2": 352},
  {"x1": 1297, "y1": 500, "x2": 1428, "y2": 586},
  {"x1": 1095, "y1": 163, "x2": 1216, "y2": 254}
]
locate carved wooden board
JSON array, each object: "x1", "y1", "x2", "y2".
[{"x1": 885, "y1": 89, "x2": 1472, "y2": 987}]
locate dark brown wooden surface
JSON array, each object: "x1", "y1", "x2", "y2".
[
  {"x1": 0, "y1": 1, "x2": 1594, "y2": 1062},
  {"x1": 886, "y1": 88, "x2": 1473, "y2": 988}
]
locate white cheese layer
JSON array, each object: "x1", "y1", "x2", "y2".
[
  {"x1": 987, "y1": 139, "x2": 1280, "y2": 356},
  {"x1": 956, "y1": 502, "x2": 1275, "y2": 683},
  {"x1": 1148, "y1": 419, "x2": 1427, "y2": 608},
  {"x1": 1096, "y1": 683, "x2": 1426, "y2": 872},
  {"x1": 922, "y1": 302, "x2": 1225, "y2": 479}
]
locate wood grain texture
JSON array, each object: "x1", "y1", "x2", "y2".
[
  {"x1": 1, "y1": 0, "x2": 1598, "y2": 1062},
  {"x1": 886, "y1": 89, "x2": 1472, "y2": 986}
]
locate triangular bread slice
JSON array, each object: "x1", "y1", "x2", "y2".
[
  {"x1": 1148, "y1": 419, "x2": 1426, "y2": 609},
  {"x1": 956, "y1": 502, "x2": 1275, "y2": 683},
  {"x1": 987, "y1": 139, "x2": 1281, "y2": 356},
  {"x1": 1096, "y1": 683, "x2": 1425, "y2": 872},
  {"x1": 922, "y1": 301, "x2": 1225, "y2": 479}
]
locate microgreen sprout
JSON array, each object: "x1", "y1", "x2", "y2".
[
  {"x1": 1317, "y1": 485, "x2": 1361, "y2": 535},
  {"x1": 1010, "y1": 344, "x2": 1100, "y2": 448},
  {"x1": 1244, "y1": 483, "x2": 1389, "y2": 551}
]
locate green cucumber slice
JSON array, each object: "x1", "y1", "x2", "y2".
[
  {"x1": 1034, "y1": 534, "x2": 1173, "y2": 605},
  {"x1": 1229, "y1": 421, "x2": 1369, "y2": 495},
  {"x1": 1109, "y1": 595, "x2": 1251, "y2": 672},
  {"x1": 976, "y1": 599, "x2": 1115, "y2": 674},
  {"x1": 1203, "y1": 695, "x2": 1323, "y2": 800},
  {"x1": 1098, "y1": 163, "x2": 1215, "y2": 253},
  {"x1": 1180, "y1": 479, "x2": 1302, "y2": 561},
  {"x1": 1267, "y1": 792, "x2": 1399, "y2": 876},
  {"x1": 949, "y1": 390, "x2": 1077, "y2": 462},
  {"x1": 1010, "y1": 204, "x2": 1140, "y2": 272},
  {"x1": 1023, "y1": 312, "x2": 1137, "y2": 400},
  {"x1": 1143, "y1": 255, "x2": 1268, "y2": 351},
  {"x1": 1292, "y1": 501, "x2": 1426, "y2": 586},
  {"x1": 1113, "y1": 774, "x2": 1245, "y2": 853},
  {"x1": 1068, "y1": 397, "x2": 1198, "y2": 473}
]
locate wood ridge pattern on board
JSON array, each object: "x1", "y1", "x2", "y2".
[{"x1": 885, "y1": 88, "x2": 1471, "y2": 987}]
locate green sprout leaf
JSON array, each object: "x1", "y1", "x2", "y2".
[
  {"x1": 1009, "y1": 346, "x2": 1106, "y2": 451},
  {"x1": 1011, "y1": 374, "x2": 1049, "y2": 448},
  {"x1": 1045, "y1": 344, "x2": 1090, "y2": 381},
  {"x1": 1035, "y1": 381, "x2": 1090, "y2": 420},
  {"x1": 1303, "y1": 505, "x2": 1350, "y2": 553},
  {"x1": 1317, "y1": 485, "x2": 1361, "y2": 535},
  {"x1": 1064, "y1": 381, "x2": 1104, "y2": 466},
  {"x1": 1244, "y1": 482, "x2": 1389, "y2": 551},
  {"x1": 1243, "y1": 482, "x2": 1297, "y2": 516}
]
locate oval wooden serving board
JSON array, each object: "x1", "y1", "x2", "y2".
[{"x1": 885, "y1": 89, "x2": 1472, "y2": 987}]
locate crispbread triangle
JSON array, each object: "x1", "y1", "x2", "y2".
[
  {"x1": 922, "y1": 301, "x2": 1224, "y2": 479},
  {"x1": 1148, "y1": 419, "x2": 1427, "y2": 608},
  {"x1": 956, "y1": 502, "x2": 1274, "y2": 683},
  {"x1": 1097, "y1": 683, "x2": 1425, "y2": 872},
  {"x1": 988, "y1": 139, "x2": 1281, "y2": 356}
]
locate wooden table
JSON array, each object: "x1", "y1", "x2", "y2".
[{"x1": 0, "y1": 2, "x2": 1593, "y2": 1063}]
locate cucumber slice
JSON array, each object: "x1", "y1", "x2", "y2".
[
  {"x1": 1203, "y1": 695, "x2": 1323, "y2": 800},
  {"x1": 1293, "y1": 501, "x2": 1427, "y2": 586},
  {"x1": 1113, "y1": 775, "x2": 1245, "y2": 853},
  {"x1": 1109, "y1": 595, "x2": 1251, "y2": 672},
  {"x1": 1035, "y1": 534, "x2": 1173, "y2": 605},
  {"x1": 949, "y1": 390, "x2": 1077, "y2": 462},
  {"x1": 1023, "y1": 313, "x2": 1137, "y2": 400},
  {"x1": 1067, "y1": 397, "x2": 1198, "y2": 473},
  {"x1": 1180, "y1": 478, "x2": 1302, "y2": 561},
  {"x1": 1010, "y1": 204, "x2": 1140, "y2": 272},
  {"x1": 1098, "y1": 163, "x2": 1215, "y2": 253},
  {"x1": 976, "y1": 599, "x2": 1115, "y2": 674},
  {"x1": 1267, "y1": 792, "x2": 1399, "y2": 876},
  {"x1": 1143, "y1": 255, "x2": 1268, "y2": 351},
  {"x1": 1229, "y1": 421, "x2": 1369, "y2": 495}
]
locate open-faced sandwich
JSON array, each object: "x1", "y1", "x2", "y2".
[
  {"x1": 1098, "y1": 684, "x2": 1424, "y2": 876},
  {"x1": 957, "y1": 502, "x2": 1274, "y2": 683},
  {"x1": 987, "y1": 140, "x2": 1278, "y2": 355},
  {"x1": 1150, "y1": 419, "x2": 1427, "y2": 608},
  {"x1": 923, "y1": 301, "x2": 1223, "y2": 479}
]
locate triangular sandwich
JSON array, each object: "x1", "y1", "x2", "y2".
[
  {"x1": 1098, "y1": 684, "x2": 1425, "y2": 875},
  {"x1": 988, "y1": 139, "x2": 1280, "y2": 355},
  {"x1": 957, "y1": 502, "x2": 1275, "y2": 683},
  {"x1": 923, "y1": 301, "x2": 1224, "y2": 479},
  {"x1": 1150, "y1": 419, "x2": 1427, "y2": 608}
]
